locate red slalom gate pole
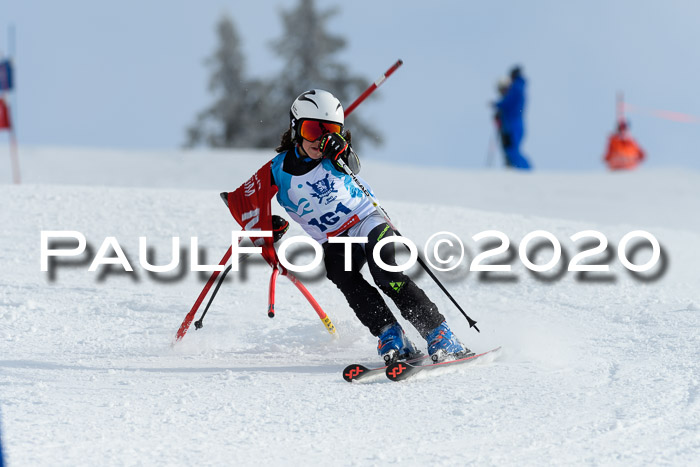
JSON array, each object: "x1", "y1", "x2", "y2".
[
  {"x1": 344, "y1": 59, "x2": 403, "y2": 117},
  {"x1": 9, "y1": 131, "x2": 20, "y2": 184},
  {"x1": 267, "y1": 267, "x2": 279, "y2": 318},
  {"x1": 283, "y1": 271, "x2": 337, "y2": 337},
  {"x1": 266, "y1": 266, "x2": 337, "y2": 337},
  {"x1": 617, "y1": 92, "x2": 625, "y2": 125}
]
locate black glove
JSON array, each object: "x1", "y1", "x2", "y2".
[
  {"x1": 271, "y1": 215, "x2": 289, "y2": 243},
  {"x1": 320, "y1": 132, "x2": 349, "y2": 168}
]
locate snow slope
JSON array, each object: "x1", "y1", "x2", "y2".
[{"x1": 1, "y1": 147, "x2": 699, "y2": 466}]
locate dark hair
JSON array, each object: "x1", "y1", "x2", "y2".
[
  {"x1": 275, "y1": 127, "x2": 353, "y2": 154},
  {"x1": 275, "y1": 128, "x2": 294, "y2": 153}
]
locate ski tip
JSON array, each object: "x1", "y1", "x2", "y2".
[
  {"x1": 342, "y1": 364, "x2": 370, "y2": 383},
  {"x1": 385, "y1": 361, "x2": 418, "y2": 382}
]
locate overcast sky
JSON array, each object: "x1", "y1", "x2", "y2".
[{"x1": 2, "y1": 0, "x2": 699, "y2": 170}]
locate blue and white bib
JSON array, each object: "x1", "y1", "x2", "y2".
[{"x1": 271, "y1": 150, "x2": 377, "y2": 243}]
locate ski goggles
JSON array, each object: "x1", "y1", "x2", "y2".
[{"x1": 298, "y1": 119, "x2": 342, "y2": 142}]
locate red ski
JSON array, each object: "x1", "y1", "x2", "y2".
[{"x1": 343, "y1": 354, "x2": 429, "y2": 383}]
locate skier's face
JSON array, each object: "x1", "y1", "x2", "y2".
[
  {"x1": 301, "y1": 138, "x2": 323, "y2": 160},
  {"x1": 298, "y1": 119, "x2": 341, "y2": 160}
]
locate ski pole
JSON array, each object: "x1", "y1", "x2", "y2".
[
  {"x1": 338, "y1": 60, "x2": 479, "y2": 331},
  {"x1": 193, "y1": 251, "x2": 253, "y2": 330},
  {"x1": 174, "y1": 246, "x2": 233, "y2": 342},
  {"x1": 336, "y1": 154, "x2": 480, "y2": 333},
  {"x1": 194, "y1": 264, "x2": 232, "y2": 329}
]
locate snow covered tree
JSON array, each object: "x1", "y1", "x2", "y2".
[
  {"x1": 185, "y1": 14, "x2": 268, "y2": 148},
  {"x1": 267, "y1": 0, "x2": 382, "y2": 149},
  {"x1": 186, "y1": 1, "x2": 382, "y2": 150}
]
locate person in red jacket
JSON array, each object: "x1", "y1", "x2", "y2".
[{"x1": 604, "y1": 120, "x2": 645, "y2": 170}]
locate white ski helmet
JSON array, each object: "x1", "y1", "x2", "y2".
[{"x1": 290, "y1": 89, "x2": 344, "y2": 141}]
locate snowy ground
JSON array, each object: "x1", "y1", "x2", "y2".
[{"x1": 1, "y1": 147, "x2": 699, "y2": 465}]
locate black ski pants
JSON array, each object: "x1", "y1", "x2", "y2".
[{"x1": 322, "y1": 223, "x2": 445, "y2": 337}]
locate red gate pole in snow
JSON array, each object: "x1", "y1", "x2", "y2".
[
  {"x1": 1, "y1": 27, "x2": 20, "y2": 184},
  {"x1": 9, "y1": 128, "x2": 20, "y2": 184},
  {"x1": 617, "y1": 92, "x2": 625, "y2": 125},
  {"x1": 0, "y1": 96, "x2": 20, "y2": 184},
  {"x1": 266, "y1": 267, "x2": 337, "y2": 336},
  {"x1": 283, "y1": 271, "x2": 336, "y2": 335}
]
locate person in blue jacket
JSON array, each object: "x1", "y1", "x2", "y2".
[{"x1": 493, "y1": 66, "x2": 532, "y2": 170}]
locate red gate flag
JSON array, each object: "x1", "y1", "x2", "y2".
[
  {"x1": 226, "y1": 161, "x2": 280, "y2": 268},
  {"x1": 0, "y1": 97, "x2": 11, "y2": 130}
]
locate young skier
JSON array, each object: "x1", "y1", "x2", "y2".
[{"x1": 270, "y1": 89, "x2": 471, "y2": 363}]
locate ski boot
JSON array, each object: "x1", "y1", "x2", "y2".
[
  {"x1": 426, "y1": 321, "x2": 473, "y2": 363},
  {"x1": 377, "y1": 322, "x2": 420, "y2": 364}
]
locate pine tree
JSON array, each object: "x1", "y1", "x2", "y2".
[
  {"x1": 268, "y1": 0, "x2": 382, "y2": 149},
  {"x1": 186, "y1": 1, "x2": 382, "y2": 150},
  {"x1": 185, "y1": 14, "x2": 264, "y2": 148}
]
